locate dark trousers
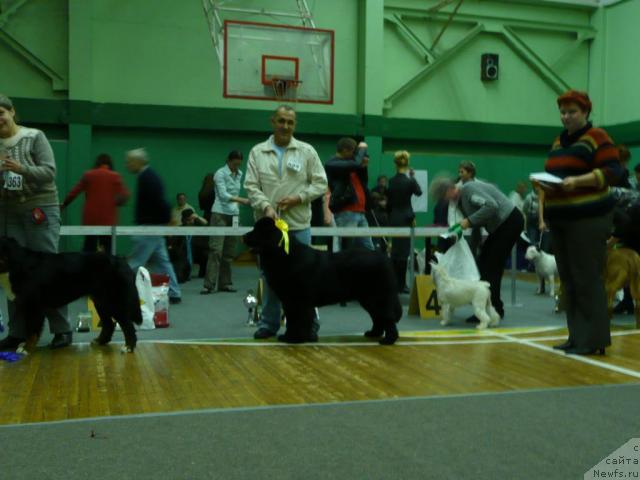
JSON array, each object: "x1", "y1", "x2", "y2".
[
  {"x1": 83, "y1": 235, "x2": 112, "y2": 254},
  {"x1": 476, "y1": 209, "x2": 524, "y2": 316},
  {"x1": 549, "y1": 214, "x2": 612, "y2": 350},
  {"x1": 391, "y1": 237, "x2": 410, "y2": 291}
]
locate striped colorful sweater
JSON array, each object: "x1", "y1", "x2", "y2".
[{"x1": 544, "y1": 122, "x2": 622, "y2": 220}]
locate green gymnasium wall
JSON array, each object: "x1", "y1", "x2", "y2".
[
  {"x1": 589, "y1": 0, "x2": 640, "y2": 138},
  {"x1": 0, "y1": 0, "x2": 639, "y2": 249}
]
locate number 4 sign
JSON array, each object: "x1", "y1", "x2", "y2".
[{"x1": 408, "y1": 274, "x2": 441, "y2": 319}]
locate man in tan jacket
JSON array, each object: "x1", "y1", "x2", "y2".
[{"x1": 244, "y1": 105, "x2": 328, "y2": 340}]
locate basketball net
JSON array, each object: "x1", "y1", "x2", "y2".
[{"x1": 271, "y1": 78, "x2": 301, "y2": 104}]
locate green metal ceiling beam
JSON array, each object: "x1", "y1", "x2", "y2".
[
  {"x1": 501, "y1": 25, "x2": 570, "y2": 94},
  {"x1": 0, "y1": 0, "x2": 29, "y2": 29},
  {"x1": 493, "y1": 0, "x2": 598, "y2": 9},
  {"x1": 384, "y1": 13, "x2": 437, "y2": 63},
  {"x1": 0, "y1": 29, "x2": 67, "y2": 90},
  {"x1": 550, "y1": 31, "x2": 595, "y2": 69},
  {"x1": 388, "y1": 8, "x2": 596, "y2": 35},
  {"x1": 384, "y1": 23, "x2": 484, "y2": 110}
]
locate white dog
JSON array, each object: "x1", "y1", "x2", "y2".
[
  {"x1": 525, "y1": 246, "x2": 558, "y2": 297},
  {"x1": 430, "y1": 262, "x2": 500, "y2": 330}
]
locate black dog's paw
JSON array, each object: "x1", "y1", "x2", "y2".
[
  {"x1": 277, "y1": 333, "x2": 318, "y2": 344},
  {"x1": 378, "y1": 329, "x2": 399, "y2": 345},
  {"x1": 364, "y1": 328, "x2": 384, "y2": 338},
  {"x1": 91, "y1": 336, "x2": 110, "y2": 346}
]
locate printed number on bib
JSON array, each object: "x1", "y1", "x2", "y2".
[
  {"x1": 286, "y1": 158, "x2": 302, "y2": 173},
  {"x1": 4, "y1": 172, "x2": 23, "y2": 191}
]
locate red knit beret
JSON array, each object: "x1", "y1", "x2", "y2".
[{"x1": 557, "y1": 90, "x2": 592, "y2": 114}]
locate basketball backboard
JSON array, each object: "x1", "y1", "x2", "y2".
[{"x1": 223, "y1": 20, "x2": 334, "y2": 104}]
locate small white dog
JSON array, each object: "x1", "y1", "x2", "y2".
[
  {"x1": 430, "y1": 262, "x2": 500, "y2": 330},
  {"x1": 525, "y1": 246, "x2": 558, "y2": 297}
]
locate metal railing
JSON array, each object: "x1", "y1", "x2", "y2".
[{"x1": 60, "y1": 225, "x2": 522, "y2": 305}]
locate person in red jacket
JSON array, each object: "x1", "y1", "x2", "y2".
[{"x1": 62, "y1": 153, "x2": 129, "y2": 253}]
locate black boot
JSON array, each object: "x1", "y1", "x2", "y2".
[
  {"x1": 0, "y1": 335, "x2": 25, "y2": 351},
  {"x1": 49, "y1": 332, "x2": 73, "y2": 349}
]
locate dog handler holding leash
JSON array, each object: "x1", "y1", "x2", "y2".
[
  {"x1": 244, "y1": 105, "x2": 328, "y2": 342},
  {"x1": 0, "y1": 94, "x2": 73, "y2": 351}
]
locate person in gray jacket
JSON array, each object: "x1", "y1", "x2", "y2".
[
  {"x1": 0, "y1": 94, "x2": 72, "y2": 351},
  {"x1": 431, "y1": 177, "x2": 523, "y2": 320}
]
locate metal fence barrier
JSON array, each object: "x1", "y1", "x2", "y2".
[{"x1": 60, "y1": 225, "x2": 521, "y2": 305}]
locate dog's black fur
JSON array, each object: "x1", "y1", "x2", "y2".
[
  {"x1": 0, "y1": 237, "x2": 142, "y2": 352},
  {"x1": 243, "y1": 217, "x2": 402, "y2": 344}
]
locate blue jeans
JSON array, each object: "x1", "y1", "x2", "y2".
[
  {"x1": 334, "y1": 211, "x2": 375, "y2": 251},
  {"x1": 258, "y1": 228, "x2": 319, "y2": 334},
  {"x1": 128, "y1": 236, "x2": 181, "y2": 298}
]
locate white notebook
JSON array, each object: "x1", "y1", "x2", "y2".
[{"x1": 529, "y1": 172, "x2": 563, "y2": 184}]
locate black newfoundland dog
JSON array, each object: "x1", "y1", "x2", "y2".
[
  {"x1": 243, "y1": 217, "x2": 402, "y2": 344},
  {"x1": 0, "y1": 237, "x2": 142, "y2": 353}
]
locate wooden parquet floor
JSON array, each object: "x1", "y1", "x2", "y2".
[{"x1": 1, "y1": 327, "x2": 639, "y2": 426}]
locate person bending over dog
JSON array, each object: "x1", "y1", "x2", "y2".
[
  {"x1": 430, "y1": 176, "x2": 523, "y2": 322},
  {"x1": 0, "y1": 237, "x2": 143, "y2": 353},
  {"x1": 243, "y1": 105, "x2": 328, "y2": 341},
  {"x1": 244, "y1": 217, "x2": 402, "y2": 344},
  {"x1": 0, "y1": 94, "x2": 74, "y2": 351}
]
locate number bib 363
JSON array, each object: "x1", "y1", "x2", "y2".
[{"x1": 3, "y1": 171, "x2": 23, "y2": 191}]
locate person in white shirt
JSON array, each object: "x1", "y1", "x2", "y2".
[
  {"x1": 508, "y1": 181, "x2": 528, "y2": 213},
  {"x1": 244, "y1": 105, "x2": 328, "y2": 340},
  {"x1": 201, "y1": 150, "x2": 249, "y2": 294}
]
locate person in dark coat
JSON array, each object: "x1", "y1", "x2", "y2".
[
  {"x1": 368, "y1": 175, "x2": 389, "y2": 252},
  {"x1": 387, "y1": 150, "x2": 422, "y2": 293},
  {"x1": 125, "y1": 148, "x2": 182, "y2": 303}
]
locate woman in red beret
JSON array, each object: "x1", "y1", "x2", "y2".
[{"x1": 539, "y1": 90, "x2": 622, "y2": 355}]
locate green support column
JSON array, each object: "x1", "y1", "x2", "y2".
[
  {"x1": 65, "y1": 0, "x2": 94, "y2": 251},
  {"x1": 364, "y1": 135, "x2": 385, "y2": 180},
  {"x1": 359, "y1": 0, "x2": 385, "y2": 182},
  {"x1": 64, "y1": 123, "x2": 92, "y2": 251},
  {"x1": 588, "y1": 7, "x2": 607, "y2": 126},
  {"x1": 69, "y1": 0, "x2": 93, "y2": 102}
]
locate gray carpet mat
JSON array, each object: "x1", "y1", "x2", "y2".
[{"x1": 1, "y1": 383, "x2": 638, "y2": 479}]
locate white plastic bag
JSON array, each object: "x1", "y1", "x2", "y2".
[
  {"x1": 414, "y1": 248, "x2": 426, "y2": 277},
  {"x1": 435, "y1": 239, "x2": 480, "y2": 281},
  {"x1": 152, "y1": 284, "x2": 170, "y2": 328},
  {"x1": 135, "y1": 266, "x2": 156, "y2": 330}
]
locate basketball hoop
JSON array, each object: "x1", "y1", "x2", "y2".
[{"x1": 270, "y1": 78, "x2": 301, "y2": 103}]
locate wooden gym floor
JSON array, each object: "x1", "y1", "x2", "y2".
[{"x1": 1, "y1": 325, "x2": 639, "y2": 426}]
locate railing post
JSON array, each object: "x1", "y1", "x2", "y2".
[
  {"x1": 111, "y1": 225, "x2": 117, "y2": 255},
  {"x1": 409, "y1": 226, "x2": 415, "y2": 288},
  {"x1": 510, "y1": 244, "x2": 517, "y2": 306}
]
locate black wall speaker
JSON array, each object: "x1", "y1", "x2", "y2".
[{"x1": 481, "y1": 53, "x2": 499, "y2": 81}]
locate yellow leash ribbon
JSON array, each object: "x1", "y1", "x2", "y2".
[
  {"x1": 0, "y1": 272, "x2": 15, "y2": 301},
  {"x1": 275, "y1": 218, "x2": 290, "y2": 254}
]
